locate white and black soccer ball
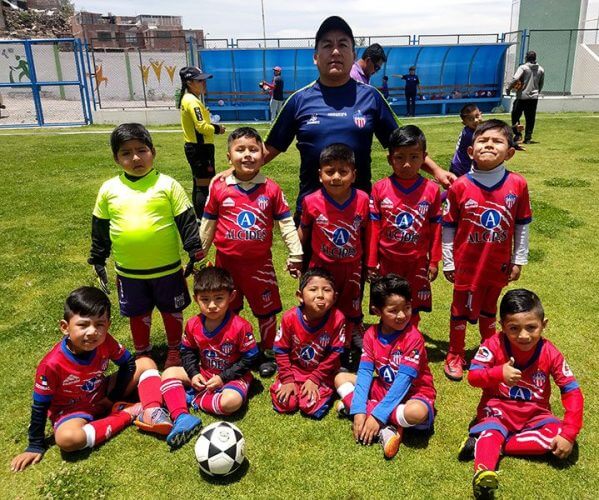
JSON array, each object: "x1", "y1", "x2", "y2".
[{"x1": 195, "y1": 421, "x2": 246, "y2": 476}]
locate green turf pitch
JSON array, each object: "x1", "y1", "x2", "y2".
[{"x1": 0, "y1": 113, "x2": 597, "y2": 499}]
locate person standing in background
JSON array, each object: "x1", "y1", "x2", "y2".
[
  {"x1": 260, "y1": 66, "x2": 285, "y2": 121},
  {"x1": 350, "y1": 43, "x2": 387, "y2": 84},
  {"x1": 395, "y1": 66, "x2": 420, "y2": 117}
]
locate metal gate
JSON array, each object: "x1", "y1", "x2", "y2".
[{"x1": 0, "y1": 38, "x2": 92, "y2": 128}]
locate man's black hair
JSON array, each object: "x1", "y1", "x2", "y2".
[
  {"x1": 362, "y1": 43, "x2": 387, "y2": 65},
  {"x1": 64, "y1": 286, "x2": 111, "y2": 321},
  {"x1": 370, "y1": 274, "x2": 411, "y2": 309},
  {"x1": 110, "y1": 123, "x2": 154, "y2": 156},
  {"x1": 388, "y1": 125, "x2": 427, "y2": 153},
  {"x1": 525, "y1": 50, "x2": 537, "y2": 63},
  {"x1": 500, "y1": 289, "x2": 544, "y2": 320}
]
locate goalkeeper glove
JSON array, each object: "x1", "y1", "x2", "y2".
[
  {"x1": 183, "y1": 251, "x2": 208, "y2": 278},
  {"x1": 92, "y1": 264, "x2": 110, "y2": 294}
]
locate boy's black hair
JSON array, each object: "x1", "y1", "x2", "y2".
[
  {"x1": 193, "y1": 266, "x2": 235, "y2": 294},
  {"x1": 473, "y1": 119, "x2": 514, "y2": 148},
  {"x1": 227, "y1": 126, "x2": 263, "y2": 148},
  {"x1": 500, "y1": 289, "x2": 545, "y2": 320},
  {"x1": 460, "y1": 103, "x2": 479, "y2": 119},
  {"x1": 370, "y1": 274, "x2": 411, "y2": 309},
  {"x1": 388, "y1": 125, "x2": 427, "y2": 153},
  {"x1": 64, "y1": 286, "x2": 111, "y2": 321},
  {"x1": 299, "y1": 267, "x2": 336, "y2": 292},
  {"x1": 362, "y1": 43, "x2": 387, "y2": 64},
  {"x1": 110, "y1": 123, "x2": 154, "y2": 156},
  {"x1": 319, "y1": 143, "x2": 355, "y2": 168}
]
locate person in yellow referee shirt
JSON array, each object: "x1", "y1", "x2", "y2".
[{"x1": 178, "y1": 67, "x2": 226, "y2": 218}]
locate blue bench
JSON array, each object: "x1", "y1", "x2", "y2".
[
  {"x1": 389, "y1": 97, "x2": 500, "y2": 116},
  {"x1": 207, "y1": 103, "x2": 270, "y2": 121}
]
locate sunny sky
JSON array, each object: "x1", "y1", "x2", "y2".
[{"x1": 71, "y1": 0, "x2": 517, "y2": 39}]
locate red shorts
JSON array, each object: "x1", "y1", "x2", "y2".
[
  {"x1": 190, "y1": 373, "x2": 252, "y2": 411},
  {"x1": 309, "y1": 257, "x2": 363, "y2": 322},
  {"x1": 270, "y1": 378, "x2": 334, "y2": 419},
  {"x1": 470, "y1": 400, "x2": 561, "y2": 438},
  {"x1": 451, "y1": 285, "x2": 503, "y2": 323},
  {"x1": 50, "y1": 379, "x2": 110, "y2": 429},
  {"x1": 216, "y1": 252, "x2": 282, "y2": 318},
  {"x1": 380, "y1": 256, "x2": 432, "y2": 313}
]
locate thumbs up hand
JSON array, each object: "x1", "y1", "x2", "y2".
[{"x1": 502, "y1": 357, "x2": 522, "y2": 386}]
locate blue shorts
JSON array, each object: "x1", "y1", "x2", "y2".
[{"x1": 116, "y1": 270, "x2": 191, "y2": 317}]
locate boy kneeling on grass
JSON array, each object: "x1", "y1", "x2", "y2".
[
  {"x1": 11, "y1": 287, "x2": 154, "y2": 472},
  {"x1": 461, "y1": 289, "x2": 584, "y2": 499}
]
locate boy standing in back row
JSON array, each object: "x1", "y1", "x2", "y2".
[{"x1": 442, "y1": 119, "x2": 532, "y2": 381}]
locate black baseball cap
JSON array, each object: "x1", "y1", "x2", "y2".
[
  {"x1": 315, "y1": 16, "x2": 355, "y2": 48},
  {"x1": 179, "y1": 66, "x2": 213, "y2": 82}
]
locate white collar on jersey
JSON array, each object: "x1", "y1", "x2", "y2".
[{"x1": 226, "y1": 172, "x2": 267, "y2": 188}]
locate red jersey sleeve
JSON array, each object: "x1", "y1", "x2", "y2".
[
  {"x1": 467, "y1": 337, "x2": 505, "y2": 388},
  {"x1": 398, "y1": 330, "x2": 425, "y2": 378},
  {"x1": 182, "y1": 317, "x2": 200, "y2": 350},
  {"x1": 367, "y1": 187, "x2": 382, "y2": 268},
  {"x1": 273, "y1": 311, "x2": 294, "y2": 384},
  {"x1": 514, "y1": 175, "x2": 532, "y2": 225},
  {"x1": 203, "y1": 181, "x2": 221, "y2": 220},
  {"x1": 33, "y1": 358, "x2": 58, "y2": 403},
  {"x1": 105, "y1": 333, "x2": 129, "y2": 363},
  {"x1": 442, "y1": 183, "x2": 460, "y2": 228},
  {"x1": 271, "y1": 182, "x2": 292, "y2": 220},
  {"x1": 429, "y1": 187, "x2": 442, "y2": 264},
  {"x1": 238, "y1": 318, "x2": 259, "y2": 354},
  {"x1": 299, "y1": 198, "x2": 313, "y2": 229}
]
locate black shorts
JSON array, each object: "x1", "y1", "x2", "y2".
[{"x1": 184, "y1": 142, "x2": 215, "y2": 180}]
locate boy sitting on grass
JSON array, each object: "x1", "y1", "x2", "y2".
[
  {"x1": 158, "y1": 267, "x2": 259, "y2": 448},
  {"x1": 200, "y1": 127, "x2": 302, "y2": 378},
  {"x1": 461, "y1": 289, "x2": 584, "y2": 499},
  {"x1": 11, "y1": 287, "x2": 151, "y2": 472},
  {"x1": 270, "y1": 268, "x2": 346, "y2": 419},
  {"x1": 335, "y1": 274, "x2": 436, "y2": 460}
]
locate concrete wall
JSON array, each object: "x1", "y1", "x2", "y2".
[
  {"x1": 571, "y1": 44, "x2": 599, "y2": 94},
  {"x1": 503, "y1": 95, "x2": 599, "y2": 112}
]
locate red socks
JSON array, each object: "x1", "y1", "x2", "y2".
[
  {"x1": 161, "y1": 378, "x2": 189, "y2": 421},
  {"x1": 258, "y1": 315, "x2": 277, "y2": 351},
  {"x1": 83, "y1": 411, "x2": 132, "y2": 448},
  {"x1": 161, "y1": 311, "x2": 184, "y2": 349},
  {"x1": 474, "y1": 429, "x2": 505, "y2": 472},
  {"x1": 138, "y1": 370, "x2": 162, "y2": 410},
  {"x1": 130, "y1": 314, "x2": 152, "y2": 354},
  {"x1": 449, "y1": 318, "x2": 468, "y2": 357},
  {"x1": 479, "y1": 315, "x2": 497, "y2": 341},
  {"x1": 194, "y1": 391, "x2": 225, "y2": 415}
]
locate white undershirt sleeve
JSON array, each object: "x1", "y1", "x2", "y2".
[
  {"x1": 512, "y1": 223, "x2": 529, "y2": 265},
  {"x1": 199, "y1": 218, "x2": 216, "y2": 254},
  {"x1": 442, "y1": 226, "x2": 456, "y2": 271},
  {"x1": 278, "y1": 216, "x2": 303, "y2": 262}
]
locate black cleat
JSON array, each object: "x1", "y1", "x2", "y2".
[
  {"x1": 259, "y1": 360, "x2": 277, "y2": 378},
  {"x1": 458, "y1": 435, "x2": 477, "y2": 461}
]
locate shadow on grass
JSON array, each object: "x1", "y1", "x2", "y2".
[
  {"x1": 421, "y1": 331, "x2": 479, "y2": 365},
  {"x1": 524, "y1": 441, "x2": 580, "y2": 469},
  {"x1": 403, "y1": 426, "x2": 434, "y2": 449},
  {"x1": 199, "y1": 457, "x2": 250, "y2": 484}
]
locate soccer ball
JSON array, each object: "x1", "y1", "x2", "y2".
[
  {"x1": 217, "y1": 99, "x2": 224, "y2": 106},
  {"x1": 195, "y1": 421, "x2": 246, "y2": 476}
]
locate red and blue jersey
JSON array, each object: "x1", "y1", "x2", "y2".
[
  {"x1": 442, "y1": 171, "x2": 532, "y2": 290},
  {"x1": 32, "y1": 335, "x2": 130, "y2": 418},
  {"x1": 300, "y1": 188, "x2": 369, "y2": 264},
  {"x1": 265, "y1": 78, "x2": 399, "y2": 210},
  {"x1": 368, "y1": 175, "x2": 441, "y2": 267},
  {"x1": 469, "y1": 333, "x2": 583, "y2": 441},
  {"x1": 203, "y1": 178, "x2": 291, "y2": 259},
  {"x1": 182, "y1": 311, "x2": 259, "y2": 380},
  {"x1": 273, "y1": 306, "x2": 346, "y2": 387}
]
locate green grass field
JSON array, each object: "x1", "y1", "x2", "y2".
[{"x1": 0, "y1": 113, "x2": 597, "y2": 499}]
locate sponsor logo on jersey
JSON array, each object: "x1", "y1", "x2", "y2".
[
  {"x1": 504, "y1": 193, "x2": 517, "y2": 209},
  {"x1": 81, "y1": 377, "x2": 99, "y2": 393},
  {"x1": 474, "y1": 346, "x2": 493, "y2": 362},
  {"x1": 381, "y1": 197, "x2": 394, "y2": 209},
  {"x1": 257, "y1": 195, "x2": 269, "y2": 211},
  {"x1": 223, "y1": 197, "x2": 235, "y2": 207},
  {"x1": 221, "y1": 342, "x2": 234, "y2": 355},
  {"x1": 395, "y1": 212, "x2": 414, "y2": 229},
  {"x1": 562, "y1": 359, "x2": 573, "y2": 377},
  {"x1": 417, "y1": 201, "x2": 430, "y2": 216},
  {"x1": 332, "y1": 227, "x2": 350, "y2": 247},
  {"x1": 405, "y1": 348, "x2": 420, "y2": 364},
  {"x1": 300, "y1": 345, "x2": 316, "y2": 362},
  {"x1": 532, "y1": 370, "x2": 546, "y2": 388},
  {"x1": 379, "y1": 365, "x2": 396, "y2": 384},
  {"x1": 39, "y1": 375, "x2": 49, "y2": 387},
  {"x1": 306, "y1": 114, "x2": 320, "y2": 125},
  {"x1": 465, "y1": 198, "x2": 478, "y2": 210},
  {"x1": 480, "y1": 209, "x2": 501, "y2": 229},
  {"x1": 353, "y1": 110, "x2": 366, "y2": 128},
  {"x1": 63, "y1": 374, "x2": 81, "y2": 386},
  {"x1": 509, "y1": 385, "x2": 532, "y2": 401},
  {"x1": 316, "y1": 214, "x2": 329, "y2": 225},
  {"x1": 237, "y1": 210, "x2": 256, "y2": 228}
]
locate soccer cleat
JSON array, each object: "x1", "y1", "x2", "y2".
[
  {"x1": 259, "y1": 360, "x2": 277, "y2": 378},
  {"x1": 166, "y1": 413, "x2": 202, "y2": 449},
  {"x1": 458, "y1": 435, "x2": 477, "y2": 461},
  {"x1": 112, "y1": 401, "x2": 143, "y2": 422},
  {"x1": 335, "y1": 400, "x2": 348, "y2": 417},
  {"x1": 379, "y1": 425, "x2": 403, "y2": 459},
  {"x1": 134, "y1": 407, "x2": 173, "y2": 436},
  {"x1": 514, "y1": 143, "x2": 526, "y2": 151},
  {"x1": 444, "y1": 353, "x2": 465, "y2": 381},
  {"x1": 472, "y1": 469, "x2": 498, "y2": 499},
  {"x1": 164, "y1": 347, "x2": 182, "y2": 369}
]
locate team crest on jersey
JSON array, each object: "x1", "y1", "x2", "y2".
[
  {"x1": 465, "y1": 198, "x2": 478, "y2": 210},
  {"x1": 306, "y1": 114, "x2": 320, "y2": 125},
  {"x1": 417, "y1": 201, "x2": 430, "y2": 216},
  {"x1": 395, "y1": 212, "x2": 414, "y2": 229},
  {"x1": 262, "y1": 289, "x2": 272, "y2": 304},
  {"x1": 562, "y1": 359, "x2": 573, "y2": 377},
  {"x1": 257, "y1": 195, "x2": 269, "y2": 211},
  {"x1": 417, "y1": 288, "x2": 431, "y2": 301},
  {"x1": 480, "y1": 209, "x2": 501, "y2": 229},
  {"x1": 63, "y1": 374, "x2": 81, "y2": 386},
  {"x1": 391, "y1": 349, "x2": 403, "y2": 365},
  {"x1": 316, "y1": 214, "x2": 329, "y2": 225},
  {"x1": 223, "y1": 197, "x2": 235, "y2": 207},
  {"x1": 353, "y1": 110, "x2": 366, "y2": 128},
  {"x1": 381, "y1": 197, "x2": 394, "y2": 209},
  {"x1": 504, "y1": 193, "x2": 517, "y2": 209},
  {"x1": 319, "y1": 334, "x2": 330, "y2": 347},
  {"x1": 237, "y1": 210, "x2": 256, "y2": 228},
  {"x1": 474, "y1": 346, "x2": 493, "y2": 362},
  {"x1": 221, "y1": 342, "x2": 234, "y2": 355},
  {"x1": 174, "y1": 292, "x2": 186, "y2": 309},
  {"x1": 532, "y1": 370, "x2": 546, "y2": 388},
  {"x1": 332, "y1": 227, "x2": 350, "y2": 247}
]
